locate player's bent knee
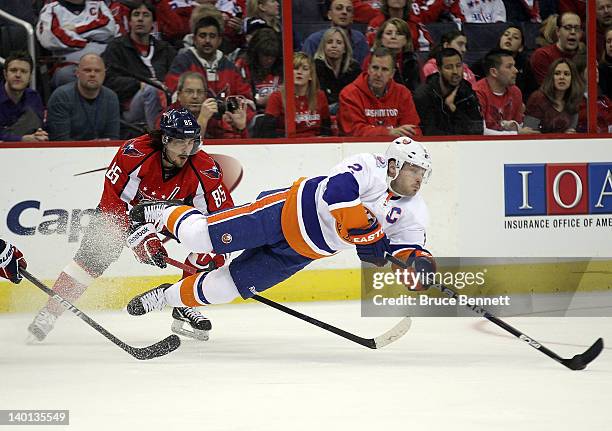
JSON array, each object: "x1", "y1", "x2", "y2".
[
  {"x1": 202, "y1": 266, "x2": 240, "y2": 304},
  {"x1": 177, "y1": 218, "x2": 213, "y2": 254}
]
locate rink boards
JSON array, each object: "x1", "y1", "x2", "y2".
[{"x1": 1, "y1": 138, "x2": 611, "y2": 311}]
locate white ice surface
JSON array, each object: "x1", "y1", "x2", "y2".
[{"x1": 1, "y1": 301, "x2": 610, "y2": 431}]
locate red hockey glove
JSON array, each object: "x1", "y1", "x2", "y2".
[
  {"x1": 126, "y1": 224, "x2": 168, "y2": 268},
  {"x1": 391, "y1": 248, "x2": 437, "y2": 291},
  {"x1": 181, "y1": 252, "x2": 226, "y2": 278},
  {"x1": 0, "y1": 240, "x2": 27, "y2": 284},
  {"x1": 347, "y1": 220, "x2": 390, "y2": 267}
]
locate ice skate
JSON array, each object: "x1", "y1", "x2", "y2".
[
  {"x1": 171, "y1": 307, "x2": 211, "y2": 341},
  {"x1": 127, "y1": 283, "x2": 171, "y2": 316},
  {"x1": 26, "y1": 307, "x2": 58, "y2": 343}
]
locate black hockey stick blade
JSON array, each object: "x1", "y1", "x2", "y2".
[
  {"x1": 128, "y1": 334, "x2": 181, "y2": 360},
  {"x1": 561, "y1": 338, "x2": 604, "y2": 370},
  {"x1": 21, "y1": 269, "x2": 181, "y2": 360}
]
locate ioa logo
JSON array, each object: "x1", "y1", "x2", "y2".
[
  {"x1": 504, "y1": 163, "x2": 612, "y2": 216},
  {"x1": 6, "y1": 200, "x2": 96, "y2": 243}
]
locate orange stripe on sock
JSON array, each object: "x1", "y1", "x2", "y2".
[
  {"x1": 179, "y1": 274, "x2": 202, "y2": 307},
  {"x1": 208, "y1": 190, "x2": 288, "y2": 224},
  {"x1": 166, "y1": 206, "x2": 195, "y2": 236}
]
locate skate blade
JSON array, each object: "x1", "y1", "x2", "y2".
[{"x1": 171, "y1": 320, "x2": 209, "y2": 341}]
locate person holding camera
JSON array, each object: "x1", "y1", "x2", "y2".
[
  {"x1": 158, "y1": 71, "x2": 248, "y2": 138},
  {"x1": 165, "y1": 16, "x2": 255, "y2": 138}
]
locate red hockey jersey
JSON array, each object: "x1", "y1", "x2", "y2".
[{"x1": 99, "y1": 134, "x2": 234, "y2": 228}]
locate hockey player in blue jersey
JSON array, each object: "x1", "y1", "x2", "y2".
[{"x1": 126, "y1": 137, "x2": 436, "y2": 314}]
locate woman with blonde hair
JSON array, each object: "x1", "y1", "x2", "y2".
[
  {"x1": 245, "y1": 0, "x2": 281, "y2": 33},
  {"x1": 363, "y1": 17, "x2": 420, "y2": 91},
  {"x1": 260, "y1": 52, "x2": 331, "y2": 137},
  {"x1": 524, "y1": 58, "x2": 584, "y2": 133},
  {"x1": 314, "y1": 27, "x2": 361, "y2": 114}
]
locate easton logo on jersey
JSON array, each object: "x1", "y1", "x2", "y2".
[
  {"x1": 504, "y1": 163, "x2": 612, "y2": 216},
  {"x1": 200, "y1": 166, "x2": 221, "y2": 179},
  {"x1": 122, "y1": 142, "x2": 145, "y2": 157}
]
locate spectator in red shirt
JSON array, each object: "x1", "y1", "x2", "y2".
[
  {"x1": 158, "y1": 0, "x2": 244, "y2": 50},
  {"x1": 473, "y1": 48, "x2": 531, "y2": 135},
  {"x1": 524, "y1": 58, "x2": 583, "y2": 133},
  {"x1": 260, "y1": 52, "x2": 331, "y2": 138},
  {"x1": 530, "y1": 12, "x2": 582, "y2": 86},
  {"x1": 235, "y1": 27, "x2": 283, "y2": 113},
  {"x1": 338, "y1": 46, "x2": 421, "y2": 137},
  {"x1": 422, "y1": 29, "x2": 476, "y2": 85},
  {"x1": 362, "y1": 17, "x2": 420, "y2": 91},
  {"x1": 415, "y1": 0, "x2": 464, "y2": 24},
  {"x1": 314, "y1": 27, "x2": 362, "y2": 115},
  {"x1": 363, "y1": 0, "x2": 433, "y2": 52},
  {"x1": 108, "y1": 0, "x2": 133, "y2": 35},
  {"x1": 164, "y1": 16, "x2": 255, "y2": 130}
]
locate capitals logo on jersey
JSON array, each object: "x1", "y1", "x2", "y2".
[
  {"x1": 201, "y1": 165, "x2": 221, "y2": 179},
  {"x1": 122, "y1": 142, "x2": 145, "y2": 157}
]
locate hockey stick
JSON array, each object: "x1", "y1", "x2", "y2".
[
  {"x1": 385, "y1": 253, "x2": 604, "y2": 370},
  {"x1": 164, "y1": 256, "x2": 411, "y2": 349},
  {"x1": 21, "y1": 270, "x2": 181, "y2": 360}
]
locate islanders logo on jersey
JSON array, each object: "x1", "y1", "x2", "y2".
[
  {"x1": 200, "y1": 166, "x2": 221, "y2": 179},
  {"x1": 122, "y1": 142, "x2": 145, "y2": 158}
]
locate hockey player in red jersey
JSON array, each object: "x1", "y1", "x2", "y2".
[
  {"x1": 27, "y1": 108, "x2": 234, "y2": 343},
  {"x1": 126, "y1": 138, "x2": 436, "y2": 316}
]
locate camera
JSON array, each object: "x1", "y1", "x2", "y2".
[{"x1": 214, "y1": 94, "x2": 243, "y2": 119}]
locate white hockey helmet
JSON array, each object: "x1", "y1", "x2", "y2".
[{"x1": 385, "y1": 137, "x2": 432, "y2": 186}]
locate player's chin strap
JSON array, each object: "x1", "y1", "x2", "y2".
[
  {"x1": 385, "y1": 253, "x2": 604, "y2": 370},
  {"x1": 164, "y1": 256, "x2": 411, "y2": 350}
]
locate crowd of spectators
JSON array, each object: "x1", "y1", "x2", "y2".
[{"x1": 0, "y1": 0, "x2": 611, "y2": 142}]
